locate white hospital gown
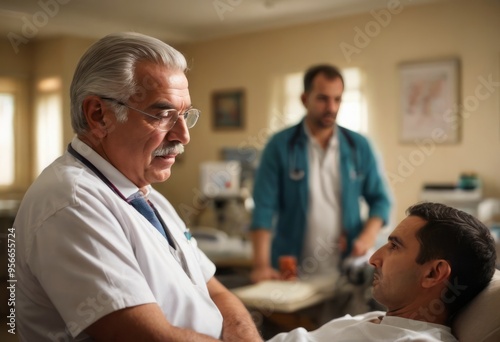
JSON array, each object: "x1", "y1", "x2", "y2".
[{"x1": 267, "y1": 311, "x2": 457, "y2": 342}]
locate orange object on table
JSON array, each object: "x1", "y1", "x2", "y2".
[{"x1": 279, "y1": 255, "x2": 297, "y2": 280}]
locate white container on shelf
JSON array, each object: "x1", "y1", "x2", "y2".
[{"x1": 420, "y1": 184, "x2": 482, "y2": 217}]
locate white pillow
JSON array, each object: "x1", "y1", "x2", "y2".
[{"x1": 452, "y1": 270, "x2": 500, "y2": 342}]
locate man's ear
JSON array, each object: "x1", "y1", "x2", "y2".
[
  {"x1": 300, "y1": 92, "x2": 308, "y2": 107},
  {"x1": 82, "y1": 96, "x2": 108, "y2": 139},
  {"x1": 421, "y1": 260, "x2": 451, "y2": 288}
]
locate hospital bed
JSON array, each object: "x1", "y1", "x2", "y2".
[{"x1": 233, "y1": 269, "x2": 500, "y2": 341}]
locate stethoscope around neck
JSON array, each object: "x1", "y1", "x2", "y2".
[
  {"x1": 288, "y1": 124, "x2": 359, "y2": 181},
  {"x1": 289, "y1": 147, "x2": 306, "y2": 180}
]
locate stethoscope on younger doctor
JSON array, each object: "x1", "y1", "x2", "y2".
[{"x1": 288, "y1": 123, "x2": 361, "y2": 181}]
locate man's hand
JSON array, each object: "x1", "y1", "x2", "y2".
[
  {"x1": 250, "y1": 229, "x2": 280, "y2": 283},
  {"x1": 351, "y1": 236, "x2": 373, "y2": 257},
  {"x1": 250, "y1": 265, "x2": 281, "y2": 283}
]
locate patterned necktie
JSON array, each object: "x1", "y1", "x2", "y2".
[{"x1": 128, "y1": 191, "x2": 175, "y2": 247}]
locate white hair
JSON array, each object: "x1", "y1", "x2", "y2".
[{"x1": 70, "y1": 32, "x2": 188, "y2": 134}]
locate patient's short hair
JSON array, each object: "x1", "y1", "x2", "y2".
[{"x1": 407, "y1": 202, "x2": 496, "y2": 320}]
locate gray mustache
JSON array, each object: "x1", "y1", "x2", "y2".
[{"x1": 152, "y1": 143, "x2": 184, "y2": 157}]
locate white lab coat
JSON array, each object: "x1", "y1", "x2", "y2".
[{"x1": 15, "y1": 137, "x2": 223, "y2": 341}]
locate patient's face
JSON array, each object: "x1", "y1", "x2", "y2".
[{"x1": 369, "y1": 216, "x2": 428, "y2": 313}]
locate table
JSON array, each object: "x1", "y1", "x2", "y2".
[
  {"x1": 231, "y1": 276, "x2": 338, "y2": 337},
  {"x1": 231, "y1": 275, "x2": 337, "y2": 313}
]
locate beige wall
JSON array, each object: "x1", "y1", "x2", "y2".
[
  {"x1": 168, "y1": 0, "x2": 500, "y2": 224},
  {"x1": 0, "y1": 39, "x2": 33, "y2": 77},
  {"x1": 1, "y1": 0, "x2": 499, "y2": 225}
]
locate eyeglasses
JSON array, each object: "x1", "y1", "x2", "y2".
[{"x1": 100, "y1": 96, "x2": 200, "y2": 130}]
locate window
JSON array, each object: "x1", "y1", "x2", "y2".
[
  {"x1": 0, "y1": 93, "x2": 15, "y2": 186},
  {"x1": 35, "y1": 78, "x2": 62, "y2": 175},
  {"x1": 279, "y1": 67, "x2": 366, "y2": 133},
  {"x1": 0, "y1": 76, "x2": 62, "y2": 189},
  {"x1": 0, "y1": 77, "x2": 30, "y2": 190},
  {"x1": 338, "y1": 68, "x2": 366, "y2": 133},
  {"x1": 282, "y1": 72, "x2": 304, "y2": 127}
]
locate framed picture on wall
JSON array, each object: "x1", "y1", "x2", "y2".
[
  {"x1": 212, "y1": 89, "x2": 245, "y2": 130},
  {"x1": 399, "y1": 59, "x2": 460, "y2": 143}
]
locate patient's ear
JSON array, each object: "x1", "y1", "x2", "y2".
[{"x1": 421, "y1": 260, "x2": 451, "y2": 288}]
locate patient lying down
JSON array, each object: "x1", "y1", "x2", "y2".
[{"x1": 268, "y1": 203, "x2": 497, "y2": 342}]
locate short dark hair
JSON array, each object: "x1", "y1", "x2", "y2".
[
  {"x1": 407, "y1": 202, "x2": 496, "y2": 321},
  {"x1": 303, "y1": 64, "x2": 344, "y2": 93}
]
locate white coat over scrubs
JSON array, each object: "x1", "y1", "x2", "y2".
[{"x1": 14, "y1": 137, "x2": 223, "y2": 341}]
